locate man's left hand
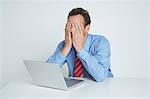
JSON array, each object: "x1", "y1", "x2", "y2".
[{"x1": 71, "y1": 22, "x2": 86, "y2": 53}]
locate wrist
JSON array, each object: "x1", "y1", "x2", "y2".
[
  {"x1": 76, "y1": 47, "x2": 83, "y2": 53},
  {"x1": 61, "y1": 46, "x2": 71, "y2": 57}
]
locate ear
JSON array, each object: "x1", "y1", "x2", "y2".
[
  {"x1": 84, "y1": 24, "x2": 90, "y2": 37},
  {"x1": 85, "y1": 24, "x2": 90, "y2": 33}
]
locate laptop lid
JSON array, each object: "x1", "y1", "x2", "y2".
[{"x1": 23, "y1": 60, "x2": 68, "y2": 90}]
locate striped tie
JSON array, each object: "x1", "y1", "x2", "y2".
[{"x1": 73, "y1": 57, "x2": 84, "y2": 77}]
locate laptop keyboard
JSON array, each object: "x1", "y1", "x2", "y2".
[{"x1": 64, "y1": 78, "x2": 84, "y2": 87}]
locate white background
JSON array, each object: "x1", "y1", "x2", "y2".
[
  {"x1": 0, "y1": 2, "x2": 3, "y2": 88},
  {"x1": 148, "y1": 0, "x2": 150, "y2": 79},
  {"x1": 0, "y1": 0, "x2": 149, "y2": 88}
]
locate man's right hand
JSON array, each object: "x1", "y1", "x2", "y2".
[{"x1": 61, "y1": 22, "x2": 72, "y2": 57}]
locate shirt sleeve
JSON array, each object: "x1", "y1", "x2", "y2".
[
  {"x1": 47, "y1": 41, "x2": 67, "y2": 67},
  {"x1": 77, "y1": 37, "x2": 111, "y2": 82}
]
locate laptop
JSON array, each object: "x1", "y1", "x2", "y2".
[{"x1": 23, "y1": 60, "x2": 84, "y2": 91}]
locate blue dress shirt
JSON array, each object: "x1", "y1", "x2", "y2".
[{"x1": 47, "y1": 34, "x2": 113, "y2": 82}]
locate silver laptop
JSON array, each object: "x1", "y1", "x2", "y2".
[{"x1": 23, "y1": 60, "x2": 84, "y2": 91}]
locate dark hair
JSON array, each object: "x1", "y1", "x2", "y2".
[{"x1": 67, "y1": 8, "x2": 91, "y2": 26}]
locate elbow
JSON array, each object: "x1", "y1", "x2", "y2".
[
  {"x1": 47, "y1": 57, "x2": 51, "y2": 63},
  {"x1": 94, "y1": 75, "x2": 105, "y2": 82},
  {"x1": 92, "y1": 70, "x2": 106, "y2": 82}
]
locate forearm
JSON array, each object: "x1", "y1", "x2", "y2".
[
  {"x1": 47, "y1": 50, "x2": 67, "y2": 67},
  {"x1": 61, "y1": 46, "x2": 71, "y2": 57},
  {"x1": 47, "y1": 42, "x2": 67, "y2": 67},
  {"x1": 77, "y1": 49, "x2": 107, "y2": 82}
]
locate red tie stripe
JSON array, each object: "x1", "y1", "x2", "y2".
[{"x1": 73, "y1": 57, "x2": 84, "y2": 77}]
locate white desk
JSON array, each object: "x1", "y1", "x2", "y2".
[{"x1": 0, "y1": 78, "x2": 149, "y2": 99}]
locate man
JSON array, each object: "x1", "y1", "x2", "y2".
[{"x1": 47, "y1": 8, "x2": 113, "y2": 82}]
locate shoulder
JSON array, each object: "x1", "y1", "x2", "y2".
[
  {"x1": 89, "y1": 34, "x2": 110, "y2": 54},
  {"x1": 89, "y1": 34, "x2": 110, "y2": 46}
]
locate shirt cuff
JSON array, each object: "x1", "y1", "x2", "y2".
[
  {"x1": 76, "y1": 48, "x2": 89, "y2": 61},
  {"x1": 47, "y1": 51, "x2": 66, "y2": 67},
  {"x1": 57, "y1": 51, "x2": 67, "y2": 65}
]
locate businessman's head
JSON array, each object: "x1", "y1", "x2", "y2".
[{"x1": 67, "y1": 8, "x2": 91, "y2": 36}]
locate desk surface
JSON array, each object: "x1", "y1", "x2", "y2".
[{"x1": 0, "y1": 78, "x2": 150, "y2": 99}]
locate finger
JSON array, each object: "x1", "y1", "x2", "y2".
[
  {"x1": 65, "y1": 23, "x2": 68, "y2": 38},
  {"x1": 66, "y1": 22, "x2": 69, "y2": 28},
  {"x1": 65, "y1": 23, "x2": 67, "y2": 32},
  {"x1": 65, "y1": 23, "x2": 71, "y2": 40},
  {"x1": 72, "y1": 24, "x2": 77, "y2": 39},
  {"x1": 65, "y1": 23, "x2": 68, "y2": 33},
  {"x1": 73, "y1": 22, "x2": 79, "y2": 35},
  {"x1": 68, "y1": 23, "x2": 72, "y2": 33},
  {"x1": 67, "y1": 23, "x2": 72, "y2": 36},
  {"x1": 71, "y1": 23, "x2": 75, "y2": 35},
  {"x1": 77, "y1": 22, "x2": 83, "y2": 34},
  {"x1": 71, "y1": 24, "x2": 75, "y2": 35},
  {"x1": 76, "y1": 22, "x2": 82, "y2": 35}
]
